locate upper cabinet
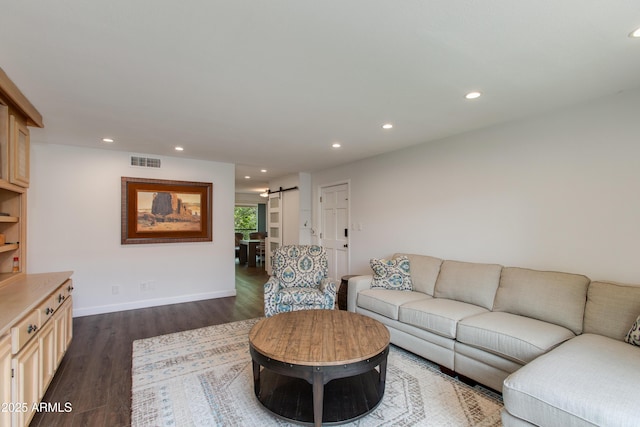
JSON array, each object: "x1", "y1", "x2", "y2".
[
  {"x1": 0, "y1": 67, "x2": 43, "y2": 285},
  {"x1": 0, "y1": 67, "x2": 42, "y2": 188},
  {"x1": 9, "y1": 114, "x2": 30, "y2": 187}
]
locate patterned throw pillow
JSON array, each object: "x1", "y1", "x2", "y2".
[
  {"x1": 370, "y1": 256, "x2": 413, "y2": 291},
  {"x1": 625, "y1": 315, "x2": 640, "y2": 346}
]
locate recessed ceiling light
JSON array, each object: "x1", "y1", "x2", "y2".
[
  {"x1": 630, "y1": 27, "x2": 640, "y2": 38},
  {"x1": 465, "y1": 91, "x2": 482, "y2": 100},
  {"x1": 332, "y1": 142, "x2": 341, "y2": 148},
  {"x1": 102, "y1": 138, "x2": 114, "y2": 143},
  {"x1": 382, "y1": 123, "x2": 393, "y2": 130},
  {"x1": 245, "y1": 176, "x2": 251, "y2": 179},
  {"x1": 260, "y1": 169, "x2": 267, "y2": 173},
  {"x1": 175, "y1": 146, "x2": 184, "y2": 151}
]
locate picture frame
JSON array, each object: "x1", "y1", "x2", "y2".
[{"x1": 121, "y1": 177, "x2": 212, "y2": 245}]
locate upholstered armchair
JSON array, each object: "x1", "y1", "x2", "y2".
[{"x1": 264, "y1": 245, "x2": 337, "y2": 317}]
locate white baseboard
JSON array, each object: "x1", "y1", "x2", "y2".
[{"x1": 73, "y1": 289, "x2": 237, "y2": 317}]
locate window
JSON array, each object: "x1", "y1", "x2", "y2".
[{"x1": 234, "y1": 206, "x2": 257, "y2": 239}]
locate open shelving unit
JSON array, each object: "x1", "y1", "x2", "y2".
[
  {"x1": 0, "y1": 145, "x2": 26, "y2": 285},
  {"x1": 0, "y1": 69, "x2": 37, "y2": 287}
]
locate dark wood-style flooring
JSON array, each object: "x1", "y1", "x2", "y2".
[{"x1": 29, "y1": 263, "x2": 267, "y2": 427}]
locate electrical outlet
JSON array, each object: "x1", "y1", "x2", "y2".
[{"x1": 140, "y1": 281, "x2": 157, "y2": 292}]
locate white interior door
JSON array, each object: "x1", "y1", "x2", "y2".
[{"x1": 320, "y1": 183, "x2": 349, "y2": 280}]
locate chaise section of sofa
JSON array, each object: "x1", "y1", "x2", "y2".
[
  {"x1": 502, "y1": 280, "x2": 640, "y2": 427},
  {"x1": 503, "y1": 334, "x2": 640, "y2": 427}
]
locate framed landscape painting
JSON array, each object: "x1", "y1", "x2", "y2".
[{"x1": 121, "y1": 177, "x2": 213, "y2": 244}]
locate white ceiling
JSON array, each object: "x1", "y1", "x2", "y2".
[{"x1": 1, "y1": 1, "x2": 639, "y2": 194}]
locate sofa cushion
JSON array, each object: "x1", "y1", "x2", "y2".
[
  {"x1": 399, "y1": 298, "x2": 488, "y2": 339},
  {"x1": 394, "y1": 253, "x2": 443, "y2": 296},
  {"x1": 276, "y1": 287, "x2": 326, "y2": 305},
  {"x1": 370, "y1": 256, "x2": 413, "y2": 291},
  {"x1": 503, "y1": 334, "x2": 640, "y2": 427},
  {"x1": 434, "y1": 260, "x2": 502, "y2": 310},
  {"x1": 493, "y1": 267, "x2": 590, "y2": 335},
  {"x1": 457, "y1": 312, "x2": 575, "y2": 364},
  {"x1": 357, "y1": 289, "x2": 430, "y2": 320},
  {"x1": 625, "y1": 315, "x2": 640, "y2": 346},
  {"x1": 584, "y1": 280, "x2": 640, "y2": 340}
]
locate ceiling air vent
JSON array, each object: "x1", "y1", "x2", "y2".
[{"x1": 130, "y1": 156, "x2": 161, "y2": 168}]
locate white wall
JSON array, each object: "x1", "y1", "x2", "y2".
[
  {"x1": 27, "y1": 144, "x2": 236, "y2": 316},
  {"x1": 235, "y1": 192, "x2": 264, "y2": 205},
  {"x1": 312, "y1": 88, "x2": 640, "y2": 284}
]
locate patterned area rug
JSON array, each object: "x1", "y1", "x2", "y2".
[{"x1": 132, "y1": 318, "x2": 503, "y2": 426}]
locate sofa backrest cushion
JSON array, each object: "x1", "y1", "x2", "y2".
[
  {"x1": 394, "y1": 253, "x2": 443, "y2": 296},
  {"x1": 584, "y1": 281, "x2": 640, "y2": 341},
  {"x1": 493, "y1": 267, "x2": 590, "y2": 335},
  {"x1": 434, "y1": 260, "x2": 502, "y2": 310}
]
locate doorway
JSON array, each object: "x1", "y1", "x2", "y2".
[
  {"x1": 235, "y1": 204, "x2": 267, "y2": 268},
  {"x1": 320, "y1": 183, "x2": 349, "y2": 281}
]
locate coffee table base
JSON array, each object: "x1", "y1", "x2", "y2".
[
  {"x1": 249, "y1": 311, "x2": 390, "y2": 427},
  {"x1": 255, "y1": 367, "x2": 385, "y2": 425}
]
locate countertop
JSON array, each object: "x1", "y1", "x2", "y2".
[{"x1": 0, "y1": 271, "x2": 74, "y2": 336}]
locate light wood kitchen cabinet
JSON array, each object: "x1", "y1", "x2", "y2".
[
  {"x1": 0, "y1": 66, "x2": 40, "y2": 282},
  {"x1": 53, "y1": 297, "x2": 73, "y2": 368},
  {"x1": 8, "y1": 115, "x2": 29, "y2": 188},
  {"x1": 1, "y1": 333, "x2": 12, "y2": 427},
  {"x1": 11, "y1": 333, "x2": 39, "y2": 427},
  {"x1": 0, "y1": 68, "x2": 73, "y2": 427},
  {"x1": 39, "y1": 320, "x2": 56, "y2": 396},
  {"x1": 1, "y1": 273, "x2": 74, "y2": 427}
]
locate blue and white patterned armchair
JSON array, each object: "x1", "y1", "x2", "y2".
[{"x1": 264, "y1": 245, "x2": 337, "y2": 317}]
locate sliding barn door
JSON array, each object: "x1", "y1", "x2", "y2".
[{"x1": 266, "y1": 193, "x2": 281, "y2": 275}]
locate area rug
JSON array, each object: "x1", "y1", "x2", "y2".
[{"x1": 131, "y1": 318, "x2": 503, "y2": 426}]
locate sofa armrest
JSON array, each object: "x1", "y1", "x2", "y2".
[{"x1": 347, "y1": 275, "x2": 373, "y2": 312}]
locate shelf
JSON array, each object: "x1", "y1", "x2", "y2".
[
  {"x1": 0, "y1": 216, "x2": 18, "y2": 223},
  {"x1": 0, "y1": 244, "x2": 18, "y2": 254},
  {"x1": 0, "y1": 179, "x2": 25, "y2": 193}
]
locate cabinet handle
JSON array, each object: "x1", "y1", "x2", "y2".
[
  {"x1": 45, "y1": 307, "x2": 52, "y2": 315},
  {"x1": 58, "y1": 294, "x2": 65, "y2": 303},
  {"x1": 68, "y1": 285, "x2": 74, "y2": 292},
  {"x1": 27, "y1": 324, "x2": 38, "y2": 334}
]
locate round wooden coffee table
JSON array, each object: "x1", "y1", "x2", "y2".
[{"x1": 249, "y1": 310, "x2": 390, "y2": 427}]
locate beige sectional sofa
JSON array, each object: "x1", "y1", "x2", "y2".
[{"x1": 346, "y1": 253, "x2": 640, "y2": 427}]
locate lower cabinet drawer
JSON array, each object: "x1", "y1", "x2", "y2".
[
  {"x1": 63, "y1": 279, "x2": 74, "y2": 298},
  {"x1": 11, "y1": 310, "x2": 40, "y2": 355},
  {"x1": 36, "y1": 295, "x2": 57, "y2": 326}
]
